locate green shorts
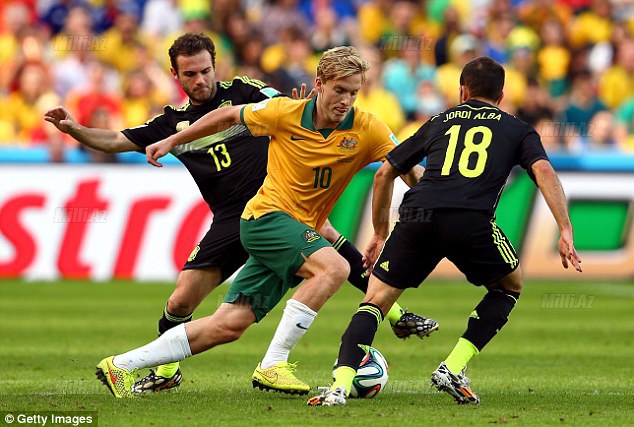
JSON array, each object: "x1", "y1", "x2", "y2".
[{"x1": 223, "y1": 211, "x2": 331, "y2": 322}]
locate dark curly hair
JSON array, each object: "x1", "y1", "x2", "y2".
[{"x1": 168, "y1": 33, "x2": 216, "y2": 73}]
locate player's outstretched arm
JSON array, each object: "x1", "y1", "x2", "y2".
[
  {"x1": 531, "y1": 159, "x2": 582, "y2": 272},
  {"x1": 364, "y1": 161, "x2": 401, "y2": 270},
  {"x1": 44, "y1": 106, "x2": 138, "y2": 153},
  {"x1": 146, "y1": 105, "x2": 244, "y2": 167}
]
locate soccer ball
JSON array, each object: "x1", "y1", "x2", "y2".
[{"x1": 333, "y1": 346, "x2": 389, "y2": 398}]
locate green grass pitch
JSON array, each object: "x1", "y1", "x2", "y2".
[{"x1": 1, "y1": 279, "x2": 633, "y2": 426}]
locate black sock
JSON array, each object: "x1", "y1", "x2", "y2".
[
  {"x1": 336, "y1": 303, "x2": 384, "y2": 369},
  {"x1": 157, "y1": 304, "x2": 193, "y2": 336},
  {"x1": 462, "y1": 289, "x2": 520, "y2": 350},
  {"x1": 333, "y1": 236, "x2": 369, "y2": 293}
]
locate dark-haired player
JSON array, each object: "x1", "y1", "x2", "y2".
[
  {"x1": 309, "y1": 56, "x2": 582, "y2": 406},
  {"x1": 46, "y1": 34, "x2": 437, "y2": 396},
  {"x1": 92, "y1": 45, "x2": 438, "y2": 399}
]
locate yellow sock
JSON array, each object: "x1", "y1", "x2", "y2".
[
  {"x1": 155, "y1": 362, "x2": 180, "y2": 378},
  {"x1": 332, "y1": 366, "x2": 356, "y2": 395},
  {"x1": 385, "y1": 302, "x2": 404, "y2": 326},
  {"x1": 444, "y1": 338, "x2": 479, "y2": 374}
]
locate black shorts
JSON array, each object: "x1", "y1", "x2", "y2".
[
  {"x1": 182, "y1": 218, "x2": 249, "y2": 283},
  {"x1": 372, "y1": 209, "x2": 519, "y2": 289}
]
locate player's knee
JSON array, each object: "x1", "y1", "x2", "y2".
[
  {"x1": 167, "y1": 292, "x2": 197, "y2": 316},
  {"x1": 312, "y1": 260, "x2": 349, "y2": 300},
  {"x1": 506, "y1": 281, "x2": 522, "y2": 294},
  {"x1": 306, "y1": 261, "x2": 348, "y2": 302},
  {"x1": 490, "y1": 266, "x2": 523, "y2": 294},
  {"x1": 327, "y1": 258, "x2": 350, "y2": 288},
  {"x1": 504, "y1": 270, "x2": 523, "y2": 294}
]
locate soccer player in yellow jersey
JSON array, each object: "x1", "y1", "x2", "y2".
[{"x1": 94, "y1": 46, "x2": 424, "y2": 398}]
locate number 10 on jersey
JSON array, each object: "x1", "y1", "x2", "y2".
[{"x1": 312, "y1": 167, "x2": 332, "y2": 189}]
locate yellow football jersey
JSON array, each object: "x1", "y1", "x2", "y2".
[{"x1": 240, "y1": 96, "x2": 397, "y2": 230}]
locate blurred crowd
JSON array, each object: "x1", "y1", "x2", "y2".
[{"x1": 2, "y1": 0, "x2": 634, "y2": 162}]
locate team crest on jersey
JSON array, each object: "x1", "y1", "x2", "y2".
[
  {"x1": 337, "y1": 137, "x2": 358, "y2": 153},
  {"x1": 176, "y1": 121, "x2": 190, "y2": 132},
  {"x1": 304, "y1": 230, "x2": 321, "y2": 243},
  {"x1": 187, "y1": 245, "x2": 200, "y2": 262},
  {"x1": 218, "y1": 100, "x2": 232, "y2": 108}
]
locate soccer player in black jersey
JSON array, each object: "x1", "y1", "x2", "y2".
[
  {"x1": 45, "y1": 33, "x2": 437, "y2": 395},
  {"x1": 309, "y1": 56, "x2": 583, "y2": 407}
]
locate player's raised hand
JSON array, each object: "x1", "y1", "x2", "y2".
[
  {"x1": 146, "y1": 139, "x2": 173, "y2": 167},
  {"x1": 44, "y1": 106, "x2": 77, "y2": 134},
  {"x1": 558, "y1": 229, "x2": 582, "y2": 272},
  {"x1": 291, "y1": 83, "x2": 315, "y2": 100},
  {"x1": 362, "y1": 233, "x2": 387, "y2": 272}
]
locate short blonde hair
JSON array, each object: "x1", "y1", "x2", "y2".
[{"x1": 317, "y1": 46, "x2": 370, "y2": 83}]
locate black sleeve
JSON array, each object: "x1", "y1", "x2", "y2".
[
  {"x1": 121, "y1": 109, "x2": 174, "y2": 151},
  {"x1": 386, "y1": 119, "x2": 432, "y2": 173},
  {"x1": 518, "y1": 125, "x2": 550, "y2": 183},
  {"x1": 233, "y1": 77, "x2": 282, "y2": 103}
]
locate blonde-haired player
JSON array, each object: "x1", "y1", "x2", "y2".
[{"x1": 94, "y1": 46, "x2": 429, "y2": 398}]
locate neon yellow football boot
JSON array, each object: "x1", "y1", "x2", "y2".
[
  {"x1": 252, "y1": 361, "x2": 310, "y2": 395},
  {"x1": 95, "y1": 356, "x2": 136, "y2": 398}
]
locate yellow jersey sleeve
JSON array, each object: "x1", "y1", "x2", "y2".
[
  {"x1": 366, "y1": 115, "x2": 399, "y2": 163},
  {"x1": 240, "y1": 97, "x2": 283, "y2": 137}
]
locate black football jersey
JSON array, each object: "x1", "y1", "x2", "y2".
[
  {"x1": 387, "y1": 99, "x2": 549, "y2": 215},
  {"x1": 122, "y1": 76, "x2": 280, "y2": 220}
]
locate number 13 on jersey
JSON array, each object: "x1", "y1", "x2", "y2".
[
  {"x1": 441, "y1": 125, "x2": 492, "y2": 178},
  {"x1": 208, "y1": 143, "x2": 232, "y2": 171}
]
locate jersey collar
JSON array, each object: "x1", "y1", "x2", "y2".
[
  {"x1": 300, "y1": 96, "x2": 355, "y2": 132},
  {"x1": 465, "y1": 99, "x2": 499, "y2": 110}
]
